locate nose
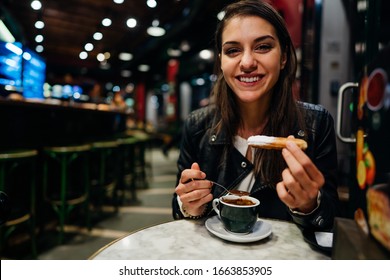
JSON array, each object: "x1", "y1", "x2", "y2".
[{"x1": 240, "y1": 51, "x2": 257, "y2": 72}]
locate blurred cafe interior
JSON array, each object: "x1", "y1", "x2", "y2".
[{"x1": 0, "y1": 0, "x2": 389, "y2": 260}]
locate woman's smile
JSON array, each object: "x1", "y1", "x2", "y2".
[{"x1": 236, "y1": 74, "x2": 264, "y2": 85}]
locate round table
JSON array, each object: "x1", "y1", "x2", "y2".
[{"x1": 89, "y1": 217, "x2": 330, "y2": 260}]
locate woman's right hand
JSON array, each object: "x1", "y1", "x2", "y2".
[{"x1": 175, "y1": 162, "x2": 213, "y2": 217}]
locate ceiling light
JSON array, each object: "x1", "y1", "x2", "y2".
[
  {"x1": 31, "y1": 0, "x2": 42, "y2": 10},
  {"x1": 147, "y1": 26, "x2": 165, "y2": 37},
  {"x1": 113, "y1": 0, "x2": 124, "y2": 4},
  {"x1": 138, "y1": 64, "x2": 150, "y2": 72},
  {"x1": 35, "y1": 45, "x2": 44, "y2": 53},
  {"x1": 147, "y1": 0, "x2": 157, "y2": 8},
  {"x1": 102, "y1": 18, "x2": 112, "y2": 27},
  {"x1": 93, "y1": 32, "x2": 103, "y2": 40},
  {"x1": 126, "y1": 18, "x2": 137, "y2": 28},
  {"x1": 104, "y1": 52, "x2": 111, "y2": 59},
  {"x1": 35, "y1": 34, "x2": 44, "y2": 43},
  {"x1": 79, "y1": 51, "x2": 88, "y2": 59},
  {"x1": 118, "y1": 52, "x2": 133, "y2": 61},
  {"x1": 84, "y1": 43, "x2": 94, "y2": 51},
  {"x1": 23, "y1": 52, "x2": 32, "y2": 60},
  {"x1": 199, "y1": 49, "x2": 213, "y2": 60},
  {"x1": 97, "y1": 53, "x2": 105, "y2": 62},
  {"x1": 5, "y1": 42, "x2": 23, "y2": 55},
  {"x1": 34, "y1": 20, "x2": 45, "y2": 29},
  {"x1": 0, "y1": 20, "x2": 16, "y2": 42}
]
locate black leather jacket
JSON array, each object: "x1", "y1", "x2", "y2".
[{"x1": 172, "y1": 102, "x2": 340, "y2": 231}]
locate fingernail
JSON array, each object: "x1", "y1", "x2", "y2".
[{"x1": 201, "y1": 172, "x2": 206, "y2": 178}]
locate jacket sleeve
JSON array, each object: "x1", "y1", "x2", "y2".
[
  {"x1": 290, "y1": 105, "x2": 340, "y2": 231},
  {"x1": 172, "y1": 110, "x2": 203, "y2": 220}
]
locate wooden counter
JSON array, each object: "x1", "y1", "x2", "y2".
[{"x1": 0, "y1": 98, "x2": 128, "y2": 149}]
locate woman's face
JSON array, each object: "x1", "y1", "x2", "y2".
[{"x1": 220, "y1": 16, "x2": 286, "y2": 105}]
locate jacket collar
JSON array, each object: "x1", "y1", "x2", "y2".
[
  {"x1": 208, "y1": 112, "x2": 230, "y2": 145},
  {"x1": 207, "y1": 106, "x2": 306, "y2": 146}
]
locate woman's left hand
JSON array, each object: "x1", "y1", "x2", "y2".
[{"x1": 276, "y1": 136, "x2": 324, "y2": 213}]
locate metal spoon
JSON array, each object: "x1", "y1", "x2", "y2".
[
  {"x1": 208, "y1": 180, "x2": 250, "y2": 196},
  {"x1": 209, "y1": 180, "x2": 274, "y2": 197}
]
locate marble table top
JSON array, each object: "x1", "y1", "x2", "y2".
[{"x1": 89, "y1": 217, "x2": 330, "y2": 260}]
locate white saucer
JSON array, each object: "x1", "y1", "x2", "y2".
[{"x1": 205, "y1": 215, "x2": 272, "y2": 243}]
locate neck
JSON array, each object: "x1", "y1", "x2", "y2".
[
  {"x1": 237, "y1": 104, "x2": 268, "y2": 139},
  {"x1": 238, "y1": 123, "x2": 267, "y2": 139}
]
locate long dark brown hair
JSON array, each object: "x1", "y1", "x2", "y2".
[{"x1": 211, "y1": 0, "x2": 305, "y2": 185}]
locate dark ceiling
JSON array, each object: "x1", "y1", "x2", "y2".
[{"x1": 1, "y1": 0, "x2": 233, "y2": 86}]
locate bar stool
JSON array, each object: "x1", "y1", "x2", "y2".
[
  {"x1": 116, "y1": 136, "x2": 139, "y2": 204},
  {"x1": 42, "y1": 144, "x2": 91, "y2": 244},
  {"x1": 0, "y1": 149, "x2": 38, "y2": 259},
  {"x1": 90, "y1": 139, "x2": 119, "y2": 213},
  {"x1": 125, "y1": 130, "x2": 153, "y2": 188}
]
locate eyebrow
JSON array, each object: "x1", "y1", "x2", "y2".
[{"x1": 222, "y1": 35, "x2": 276, "y2": 47}]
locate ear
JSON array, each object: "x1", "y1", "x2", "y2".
[{"x1": 280, "y1": 52, "x2": 287, "y2": 69}]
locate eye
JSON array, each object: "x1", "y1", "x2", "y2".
[
  {"x1": 255, "y1": 44, "x2": 272, "y2": 53},
  {"x1": 224, "y1": 47, "x2": 240, "y2": 56}
]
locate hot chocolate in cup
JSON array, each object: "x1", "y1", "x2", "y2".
[{"x1": 212, "y1": 194, "x2": 260, "y2": 234}]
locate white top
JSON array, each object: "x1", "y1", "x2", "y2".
[{"x1": 234, "y1": 135, "x2": 255, "y2": 193}]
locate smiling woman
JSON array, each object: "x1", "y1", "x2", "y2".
[{"x1": 172, "y1": 0, "x2": 340, "y2": 235}]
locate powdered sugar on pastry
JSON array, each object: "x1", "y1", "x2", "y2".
[
  {"x1": 248, "y1": 135, "x2": 276, "y2": 144},
  {"x1": 247, "y1": 135, "x2": 308, "y2": 150}
]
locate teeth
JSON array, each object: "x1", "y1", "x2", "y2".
[{"x1": 240, "y1": 76, "x2": 260, "y2": 83}]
